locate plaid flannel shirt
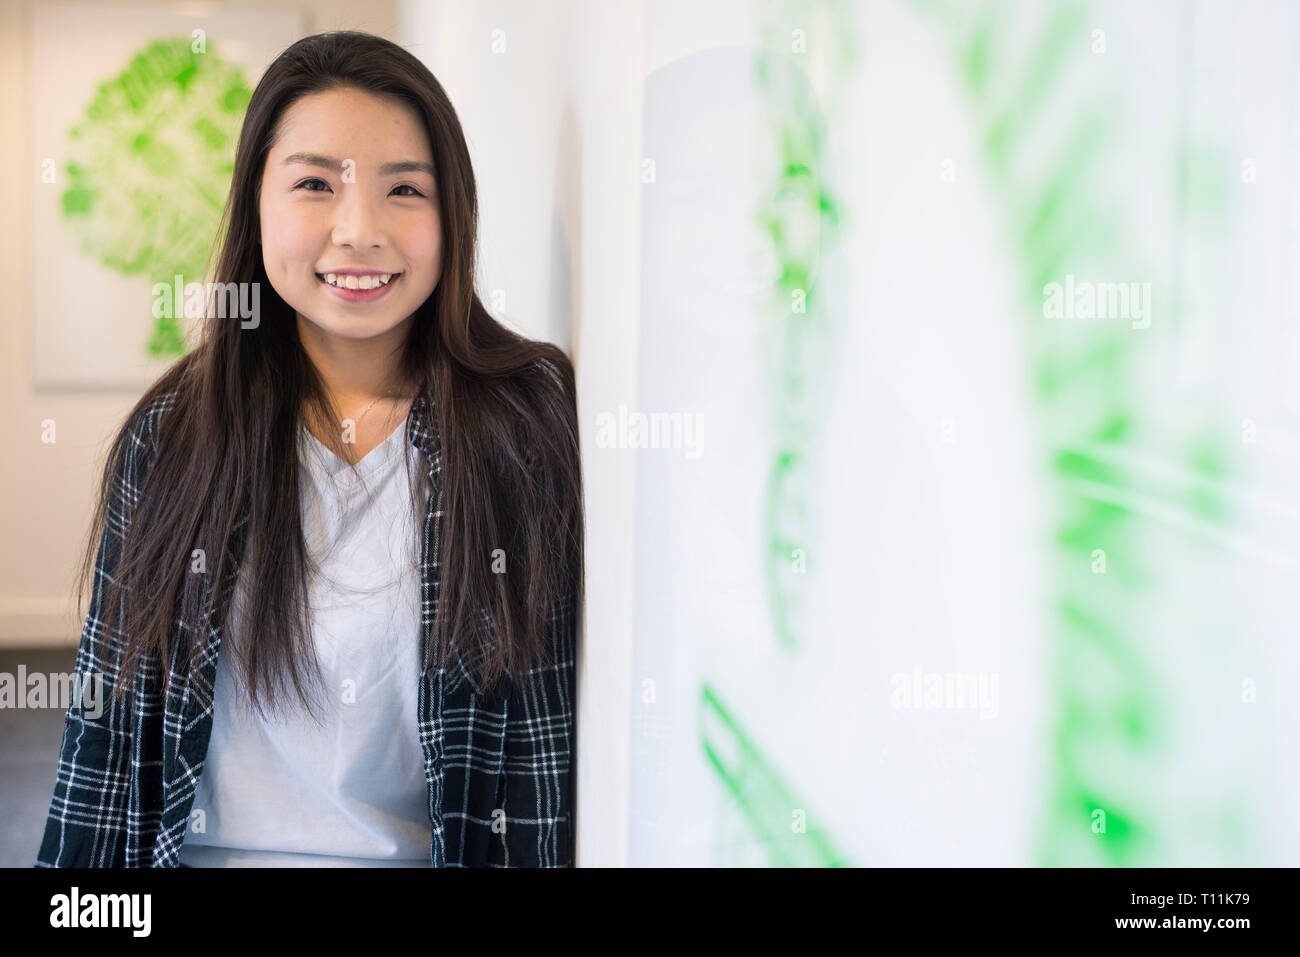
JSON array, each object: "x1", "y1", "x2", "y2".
[{"x1": 36, "y1": 388, "x2": 578, "y2": 867}]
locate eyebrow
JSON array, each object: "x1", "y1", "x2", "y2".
[{"x1": 281, "y1": 152, "x2": 436, "y2": 177}]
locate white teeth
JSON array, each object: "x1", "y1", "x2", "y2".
[{"x1": 322, "y1": 273, "x2": 394, "y2": 289}]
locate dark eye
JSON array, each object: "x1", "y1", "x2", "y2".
[
  {"x1": 392, "y1": 184, "x2": 425, "y2": 197},
  {"x1": 295, "y1": 178, "x2": 331, "y2": 192}
]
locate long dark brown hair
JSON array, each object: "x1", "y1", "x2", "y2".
[{"x1": 84, "y1": 31, "x2": 583, "y2": 721}]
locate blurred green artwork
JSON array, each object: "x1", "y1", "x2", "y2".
[
  {"x1": 697, "y1": 0, "x2": 857, "y2": 867},
  {"x1": 908, "y1": 0, "x2": 1243, "y2": 865},
  {"x1": 701, "y1": 682, "x2": 851, "y2": 866},
  {"x1": 59, "y1": 36, "x2": 251, "y2": 358}
]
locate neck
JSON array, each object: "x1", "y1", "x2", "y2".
[{"x1": 295, "y1": 312, "x2": 416, "y2": 403}]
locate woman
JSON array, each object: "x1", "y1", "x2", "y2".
[{"x1": 35, "y1": 31, "x2": 583, "y2": 868}]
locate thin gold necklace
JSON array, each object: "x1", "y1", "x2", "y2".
[
  {"x1": 351, "y1": 390, "x2": 412, "y2": 428},
  {"x1": 354, "y1": 395, "x2": 382, "y2": 427}
]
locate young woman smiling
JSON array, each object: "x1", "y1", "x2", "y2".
[{"x1": 37, "y1": 31, "x2": 583, "y2": 868}]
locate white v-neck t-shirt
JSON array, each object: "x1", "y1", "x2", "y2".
[{"x1": 178, "y1": 415, "x2": 433, "y2": 867}]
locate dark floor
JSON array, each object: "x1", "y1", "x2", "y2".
[{"x1": 0, "y1": 647, "x2": 78, "y2": 868}]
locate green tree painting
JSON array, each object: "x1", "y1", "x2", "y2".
[{"x1": 59, "y1": 36, "x2": 251, "y2": 358}]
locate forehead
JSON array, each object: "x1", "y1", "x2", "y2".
[{"x1": 270, "y1": 87, "x2": 433, "y2": 163}]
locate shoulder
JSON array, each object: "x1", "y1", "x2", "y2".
[
  {"x1": 131, "y1": 389, "x2": 180, "y2": 446},
  {"x1": 529, "y1": 351, "x2": 571, "y2": 390},
  {"x1": 112, "y1": 389, "x2": 181, "y2": 488},
  {"x1": 517, "y1": 352, "x2": 577, "y2": 472}
]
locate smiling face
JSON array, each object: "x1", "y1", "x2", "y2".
[{"x1": 258, "y1": 86, "x2": 442, "y2": 344}]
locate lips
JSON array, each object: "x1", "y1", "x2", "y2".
[
  {"x1": 315, "y1": 271, "x2": 402, "y2": 301},
  {"x1": 315, "y1": 271, "x2": 401, "y2": 289}
]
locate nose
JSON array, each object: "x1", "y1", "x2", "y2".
[{"x1": 331, "y1": 182, "x2": 386, "y2": 251}]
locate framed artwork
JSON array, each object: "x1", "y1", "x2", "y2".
[{"x1": 31, "y1": 3, "x2": 303, "y2": 390}]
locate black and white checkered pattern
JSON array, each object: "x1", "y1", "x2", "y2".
[{"x1": 36, "y1": 389, "x2": 578, "y2": 867}]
